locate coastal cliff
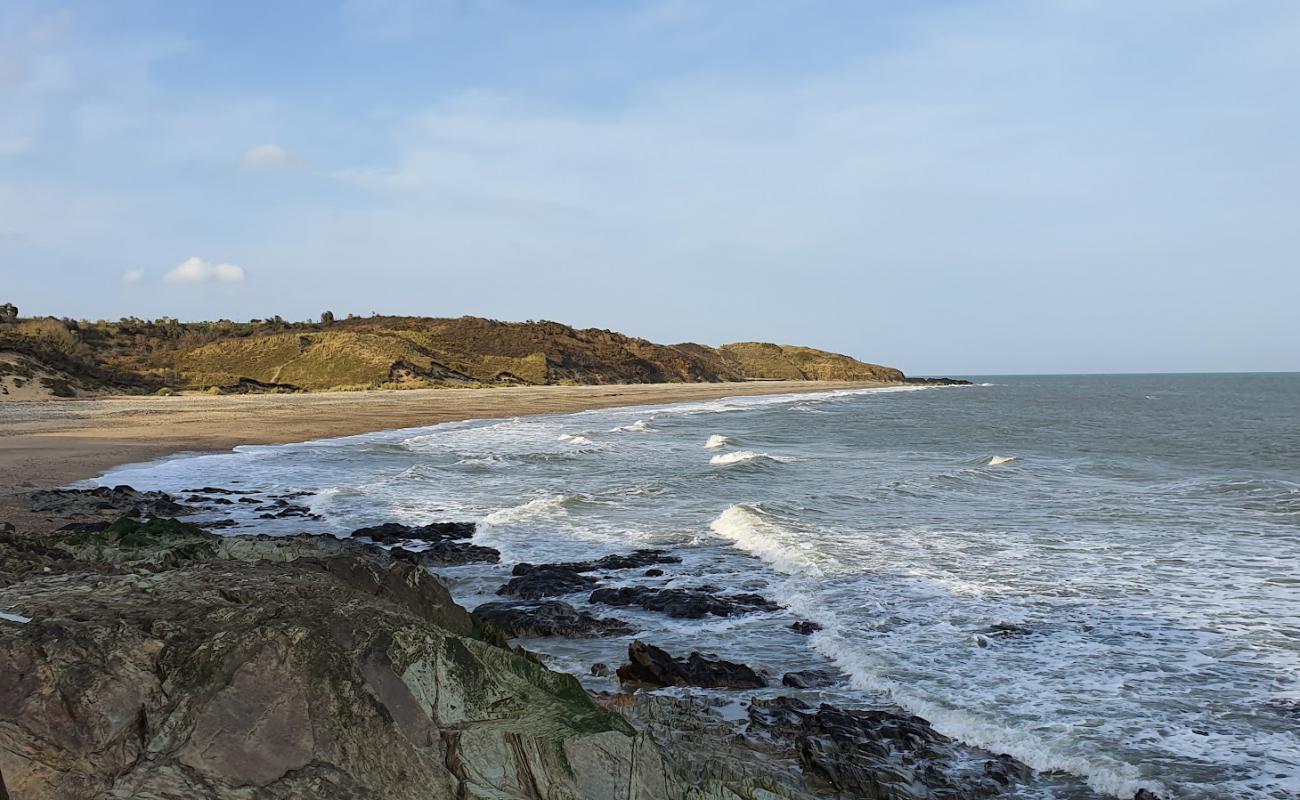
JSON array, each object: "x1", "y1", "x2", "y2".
[{"x1": 0, "y1": 312, "x2": 910, "y2": 397}]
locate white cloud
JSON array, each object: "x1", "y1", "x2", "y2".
[
  {"x1": 122, "y1": 268, "x2": 144, "y2": 283},
  {"x1": 239, "y1": 143, "x2": 298, "y2": 170},
  {"x1": 163, "y1": 257, "x2": 246, "y2": 284}
]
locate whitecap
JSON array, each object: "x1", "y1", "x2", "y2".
[
  {"x1": 709, "y1": 450, "x2": 794, "y2": 466},
  {"x1": 709, "y1": 504, "x2": 822, "y2": 576},
  {"x1": 704, "y1": 434, "x2": 735, "y2": 449},
  {"x1": 987, "y1": 455, "x2": 1019, "y2": 466},
  {"x1": 611, "y1": 419, "x2": 655, "y2": 433},
  {"x1": 482, "y1": 494, "x2": 575, "y2": 526},
  {"x1": 557, "y1": 434, "x2": 594, "y2": 445}
]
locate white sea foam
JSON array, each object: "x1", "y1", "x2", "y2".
[
  {"x1": 811, "y1": 631, "x2": 1161, "y2": 799},
  {"x1": 987, "y1": 455, "x2": 1019, "y2": 466},
  {"x1": 704, "y1": 434, "x2": 735, "y2": 449},
  {"x1": 557, "y1": 434, "x2": 593, "y2": 445},
  {"x1": 482, "y1": 494, "x2": 574, "y2": 526},
  {"x1": 709, "y1": 505, "x2": 823, "y2": 576},
  {"x1": 611, "y1": 419, "x2": 655, "y2": 433},
  {"x1": 709, "y1": 450, "x2": 794, "y2": 466}
]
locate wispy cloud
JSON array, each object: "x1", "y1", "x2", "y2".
[
  {"x1": 122, "y1": 268, "x2": 144, "y2": 284},
  {"x1": 239, "y1": 143, "x2": 301, "y2": 170}
]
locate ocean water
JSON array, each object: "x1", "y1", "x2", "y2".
[{"x1": 97, "y1": 374, "x2": 1300, "y2": 799}]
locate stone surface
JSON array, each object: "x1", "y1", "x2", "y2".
[
  {"x1": 617, "y1": 640, "x2": 766, "y2": 689},
  {"x1": 781, "y1": 669, "x2": 839, "y2": 689},
  {"x1": 0, "y1": 518, "x2": 686, "y2": 800},
  {"x1": 590, "y1": 586, "x2": 780, "y2": 619},
  {"x1": 474, "y1": 600, "x2": 635, "y2": 638},
  {"x1": 497, "y1": 566, "x2": 599, "y2": 600},
  {"x1": 512, "y1": 549, "x2": 681, "y2": 576}
]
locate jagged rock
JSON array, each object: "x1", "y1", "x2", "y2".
[
  {"x1": 351, "y1": 521, "x2": 476, "y2": 545},
  {"x1": 390, "y1": 542, "x2": 499, "y2": 567},
  {"x1": 617, "y1": 640, "x2": 765, "y2": 689},
  {"x1": 591, "y1": 662, "x2": 611, "y2": 677},
  {"x1": 496, "y1": 567, "x2": 598, "y2": 600},
  {"x1": 473, "y1": 600, "x2": 634, "y2": 638},
  {"x1": 24, "y1": 485, "x2": 190, "y2": 519},
  {"x1": 0, "y1": 524, "x2": 684, "y2": 800},
  {"x1": 781, "y1": 669, "x2": 838, "y2": 689},
  {"x1": 789, "y1": 620, "x2": 822, "y2": 635},
  {"x1": 590, "y1": 586, "x2": 780, "y2": 619},
  {"x1": 644, "y1": 568, "x2": 664, "y2": 577},
  {"x1": 748, "y1": 697, "x2": 1030, "y2": 799},
  {"x1": 182, "y1": 487, "x2": 256, "y2": 495},
  {"x1": 512, "y1": 548, "x2": 680, "y2": 576}
]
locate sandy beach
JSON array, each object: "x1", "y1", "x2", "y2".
[{"x1": 0, "y1": 380, "x2": 886, "y2": 531}]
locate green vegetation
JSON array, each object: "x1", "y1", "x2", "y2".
[{"x1": 0, "y1": 309, "x2": 905, "y2": 395}]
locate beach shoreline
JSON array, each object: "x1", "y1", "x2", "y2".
[{"x1": 0, "y1": 380, "x2": 890, "y2": 532}]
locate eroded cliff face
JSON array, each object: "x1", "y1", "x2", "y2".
[{"x1": 0, "y1": 524, "x2": 682, "y2": 800}]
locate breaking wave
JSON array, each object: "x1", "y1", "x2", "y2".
[
  {"x1": 709, "y1": 504, "x2": 822, "y2": 576},
  {"x1": 709, "y1": 450, "x2": 794, "y2": 466},
  {"x1": 704, "y1": 434, "x2": 735, "y2": 449}
]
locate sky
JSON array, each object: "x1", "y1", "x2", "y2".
[{"x1": 1, "y1": 1, "x2": 1297, "y2": 375}]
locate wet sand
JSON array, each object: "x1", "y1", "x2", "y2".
[{"x1": 0, "y1": 381, "x2": 888, "y2": 531}]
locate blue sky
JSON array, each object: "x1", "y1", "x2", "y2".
[{"x1": 1, "y1": 0, "x2": 1297, "y2": 374}]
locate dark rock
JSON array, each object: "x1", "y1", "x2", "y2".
[
  {"x1": 589, "y1": 586, "x2": 779, "y2": 619},
  {"x1": 1133, "y1": 791, "x2": 1165, "y2": 800},
  {"x1": 789, "y1": 620, "x2": 822, "y2": 635},
  {"x1": 56, "y1": 520, "x2": 112, "y2": 534},
  {"x1": 352, "y1": 521, "x2": 476, "y2": 545},
  {"x1": 238, "y1": 497, "x2": 261, "y2": 504},
  {"x1": 496, "y1": 567, "x2": 598, "y2": 600},
  {"x1": 616, "y1": 640, "x2": 765, "y2": 689},
  {"x1": 26, "y1": 485, "x2": 190, "y2": 519},
  {"x1": 748, "y1": 697, "x2": 1030, "y2": 799},
  {"x1": 181, "y1": 486, "x2": 255, "y2": 495},
  {"x1": 203, "y1": 519, "x2": 240, "y2": 530},
  {"x1": 473, "y1": 601, "x2": 634, "y2": 638},
  {"x1": 643, "y1": 568, "x2": 664, "y2": 577},
  {"x1": 904, "y1": 377, "x2": 973, "y2": 386},
  {"x1": 590, "y1": 662, "x2": 611, "y2": 678},
  {"x1": 781, "y1": 669, "x2": 839, "y2": 689},
  {"x1": 389, "y1": 542, "x2": 499, "y2": 567},
  {"x1": 511, "y1": 549, "x2": 680, "y2": 577}
]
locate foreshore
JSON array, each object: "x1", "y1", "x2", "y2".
[{"x1": 0, "y1": 380, "x2": 888, "y2": 532}]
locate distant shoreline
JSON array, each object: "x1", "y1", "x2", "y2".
[{"x1": 0, "y1": 380, "x2": 893, "y2": 532}]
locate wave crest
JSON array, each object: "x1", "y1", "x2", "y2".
[
  {"x1": 710, "y1": 450, "x2": 793, "y2": 466},
  {"x1": 709, "y1": 504, "x2": 822, "y2": 575},
  {"x1": 987, "y1": 455, "x2": 1019, "y2": 466},
  {"x1": 482, "y1": 494, "x2": 576, "y2": 526},
  {"x1": 704, "y1": 434, "x2": 735, "y2": 449}
]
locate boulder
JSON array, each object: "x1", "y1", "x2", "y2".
[
  {"x1": 497, "y1": 567, "x2": 598, "y2": 600},
  {"x1": 617, "y1": 640, "x2": 765, "y2": 689},
  {"x1": 474, "y1": 600, "x2": 634, "y2": 638},
  {"x1": 781, "y1": 669, "x2": 838, "y2": 689},
  {"x1": 590, "y1": 586, "x2": 780, "y2": 619},
  {"x1": 511, "y1": 548, "x2": 680, "y2": 576}
]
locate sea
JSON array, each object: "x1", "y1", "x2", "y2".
[{"x1": 97, "y1": 373, "x2": 1300, "y2": 799}]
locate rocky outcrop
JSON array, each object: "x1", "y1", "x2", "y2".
[
  {"x1": 747, "y1": 697, "x2": 1029, "y2": 799},
  {"x1": 512, "y1": 549, "x2": 681, "y2": 576},
  {"x1": 24, "y1": 486, "x2": 190, "y2": 520},
  {"x1": 617, "y1": 641, "x2": 766, "y2": 689},
  {"x1": 0, "y1": 519, "x2": 683, "y2": 800},
  {"x1": 474, "y1": 600, "x2": 636, "y2": 638},
  {"x1": 590, "y1": 586, "x2": 781, "y2": 619}
]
